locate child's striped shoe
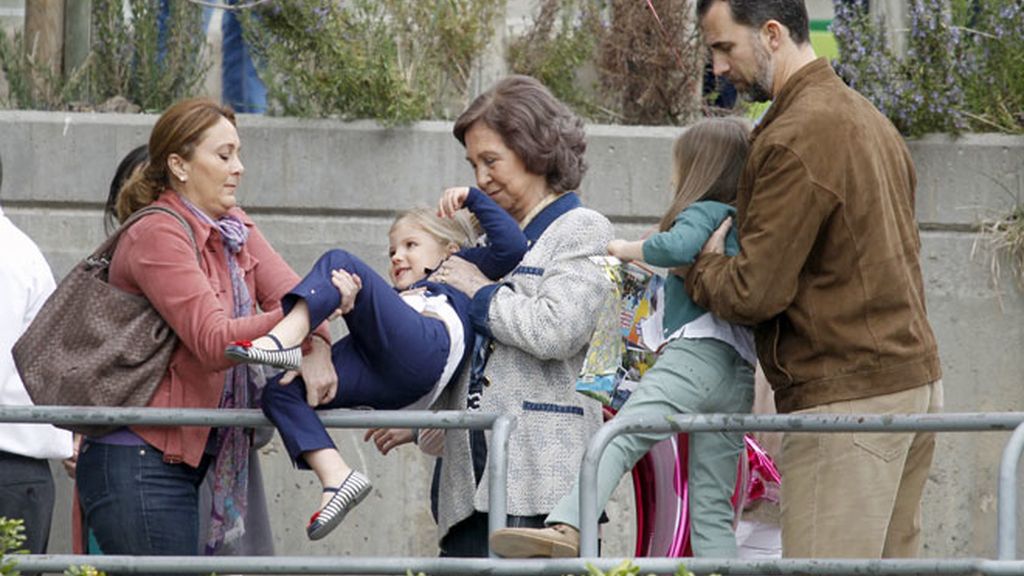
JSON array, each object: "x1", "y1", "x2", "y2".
[
  {"x1": 306, "y1": 470, "x2": 372, "y2": 541},
  {"x1": 225, "y1": 334, "x2": 302, "y2": 372}
]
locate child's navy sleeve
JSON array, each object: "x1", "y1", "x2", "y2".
[{"x1": 456, "y1": 187, "x2": 528, "y2": 280}]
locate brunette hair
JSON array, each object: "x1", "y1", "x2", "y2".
[
  {"x1": 453, "y1": 75, "x2": 587, "y2": 194},
  {"x1": 697, "y1": 0, "x2": 810, "y2": 45},
  {"x1": 658, "y1": 117, "x2": 752, "y2": 232},
  {"x1": 116, "y1": 98, "x2": 236, "y2": 221},
  {"x1": 391, "y1": 208, "x2": 479, "y2": 250},
  {"x1": 104, "y1": 144, "x2": 149, "y2": 234}
]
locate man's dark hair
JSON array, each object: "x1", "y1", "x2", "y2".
[{"x1": 697, "y1": 0, "x2": 810, "y2": 45}]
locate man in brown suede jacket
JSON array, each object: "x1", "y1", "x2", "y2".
[{"x1": 689, "y1": 0, "x2": 943, "y2": 559}]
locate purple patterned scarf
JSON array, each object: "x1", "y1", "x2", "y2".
[{"x1": 179, "y1": 196, "x2": 260, "y2": 553}]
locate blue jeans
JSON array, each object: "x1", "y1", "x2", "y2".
[
  {"x1": 76, "y1": 441, "x2": 210, "y2": 567},
  {"x1": 161, "y1": 1, "x2": 267, "y2": 114},
  {"x1": 221, "y1": 2, "x2": 267, "y2": 113}
]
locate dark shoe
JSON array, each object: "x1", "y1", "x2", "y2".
[
  {"x1": 306, "y1": 470, "x2": 372, "y2": 541},
  {"x1": 225, "y1": 334, "x2": 302, "y2": 371},
  {"x1": 489, "y1": 524, "x2": 580, "y2": 558}
]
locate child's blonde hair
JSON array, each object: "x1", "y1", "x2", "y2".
[
  {"x1": 390, "y1": 208, "x2": 479, "y2": 250},
  {"x1": 658, "y1": 117, "x2": 752, "y2": 232}
]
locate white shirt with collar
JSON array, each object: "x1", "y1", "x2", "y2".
[{"x1": 0, "y1": 205, "x2": 73, "y2": 459}]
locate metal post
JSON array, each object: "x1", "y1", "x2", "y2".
[
  {"x1": 997, "y1": 422, "x2": 1024, "y2": 560},
  {"x1": 487, "y1": 414, "x2": 517, "y2": 557},
  {"x1": 577, "y1": 412, "x2": 1024, "y2": 559},
  {"x1": 62, "y1": 0, "x2": 90, "y2": 74},
  {"x1": 579, "y1": 416, "x2": 627, "y2": 558}
]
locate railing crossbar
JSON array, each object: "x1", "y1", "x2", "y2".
[
  {"x1": 9, "y1": 554, "x2": 1024, "y2": 575},
  {"x1": 578, "y1": 412, "x2": 1024, "y2": 558},
  {"x1": 3, "y1": 408, "x2": 1023, "y2": 575}
]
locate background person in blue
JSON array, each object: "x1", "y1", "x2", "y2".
[
  {"x1": 158, "y1": 0, "x2": 267, "y2": 113},
  {"x1": 227, "y1": 186, "x2": 527, "y2": 541}
]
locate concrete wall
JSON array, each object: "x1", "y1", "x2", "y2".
[{"x1": 0, "y1": 111, "x2": 1022, "y2": 561}]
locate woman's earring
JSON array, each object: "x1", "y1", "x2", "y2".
[{"x1": 178, "y1": 173, "x2": 187, "y2": 182}]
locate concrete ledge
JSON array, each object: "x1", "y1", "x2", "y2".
[
  {"x1": 4, "y1": 112, "x2": 1020, "y2": 223},
  {"x1": 1, "y1": 112, "x2": 1022, "y2": 558}
]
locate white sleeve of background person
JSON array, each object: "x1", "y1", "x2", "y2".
[{"x1": 0, "y1": 208, "x2": 74, "y2": 459}]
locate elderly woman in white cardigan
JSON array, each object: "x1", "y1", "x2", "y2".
[{"x1": 428, "y1": 75, "x2": 614, "y2": 557}]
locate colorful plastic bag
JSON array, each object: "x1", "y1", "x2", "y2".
[{"x1": 577, "y1": 258, "x2": 665, "y2": 410}]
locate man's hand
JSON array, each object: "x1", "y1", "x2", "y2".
[{"x1": 700, "y1": 217, "x2": 732, "y2": 256}]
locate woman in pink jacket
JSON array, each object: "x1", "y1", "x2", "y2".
[{"x1": 74, "y1": 98, "x2": 336, "y2": 562}]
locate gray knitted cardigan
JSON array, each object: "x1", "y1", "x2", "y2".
[{"x1": 433, "y1": 201, "x2": 613, "y2": 541}]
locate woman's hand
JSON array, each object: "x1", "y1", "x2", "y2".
[
  {"x1": 62, "y1": 433, "x2": 83, "y2": 478},
  {"x1": 437, "y1": 187, "x2": 471, "y2": 218},
  {"x1": 282, "y1": 335, "x2": 338, "y2": 407},
  {"x1": 363, "y1": 428, "x2": 415, "y2": 456},
  {"x1": 331, "y1": 269, "x2": 362, "y2": 314},
  {"x1": 433, "y1": 255, "x2": 491, "y2": 298},
  {"x1": 607, "y1": 239, "x2": 645, "y2": 262}
]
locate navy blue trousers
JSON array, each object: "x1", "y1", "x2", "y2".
[{"x1": 262, "y1": 249, "x2": 449, "y2": 468}]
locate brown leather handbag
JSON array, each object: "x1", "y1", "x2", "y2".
[{"x1": 13, "y1": 206, "x2": 199, "y2": 435}]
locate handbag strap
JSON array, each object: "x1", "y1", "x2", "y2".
[{"x1": 89, "y1": 205, "x2": 201, "y2": 267}]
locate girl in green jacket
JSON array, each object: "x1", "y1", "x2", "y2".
[{"x1": 490, "y1": 116, "x2": 758, "y2": 559}]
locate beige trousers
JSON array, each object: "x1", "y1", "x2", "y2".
[{"x1": 780, "y1": 380, "x2": 943, "y2": 558}]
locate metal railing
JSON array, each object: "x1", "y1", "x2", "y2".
[
  {"x1": 578, "y1": 412, "x2": 1024, "y2": 562},
  {"x1": 3, "y1": 407, "x2": 1024, "y2": 575},
  {"x1": 0, "y1": 406, "x2": 516, "y2": 562}
]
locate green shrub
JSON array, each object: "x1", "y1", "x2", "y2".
[
  {"x1": 507, "y1": 0, "x2": 604, "y2": 119},
  {"x1": 0, "y1": 517, "x2": 26, "y2": 576},
  {"x1": 89, "y1": 0, "x2": 210, "y2": 112},
  {"x1": 0, "y1": 29, "x2": 87, "y2": 110},
  {"x1": 508, "y1": 0, "x2": 704, "y2": 126},
  {"x1": 0, "y1": 1, "x2": 208, "y2": 112},
  {"x1": 832, "y1": 0, "x2": 1023, "y2": 136},
  {"x1": 242, "y1": 0, "x2": 504, "y2": 124}
]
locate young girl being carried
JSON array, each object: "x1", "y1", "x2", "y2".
[
  {"x1": 490, "y1": 117, "x2": 757, "y2": 558},
  {"x1": 225, "y1": 186, "x2": 526, "y2": 541}
]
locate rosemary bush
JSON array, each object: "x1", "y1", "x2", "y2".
[
  {"x1": 242, "y1": 0, "x2": 503, "y2": 123},
  {"x1": 90, "y1": 0, "x2": 209, "y2": 112},
  {"x1": 832, "y1": 0, "x2": 1023, "y2": 136},
  {"x1": 0, "y1": 29, "x2": 87, "y2": 110}
]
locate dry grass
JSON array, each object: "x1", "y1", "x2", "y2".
[{"x1": 973, "y1": 203, "x2": 1024, "y2": 303}]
